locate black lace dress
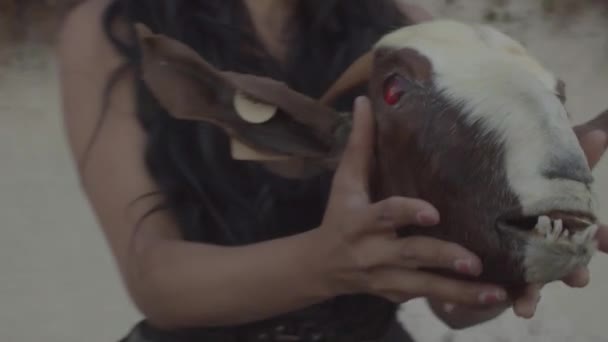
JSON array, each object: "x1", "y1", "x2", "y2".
[{"x1": 119, "y1": 297, "x2": 413, "y2": 342}]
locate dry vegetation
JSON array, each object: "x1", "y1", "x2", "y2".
[
  {"x1": 479, "y1": 0, "x2": 608, "y2": 22},
  {"x1": 540, "y1": 0, "x2": 608, "y2": 15},
  {"x1": 1, "y1": 0, "x2": 607, "y2": 45},
  {"x1": 0, "y1": 0, "x2": 606, "y2": 63},
  {"x1": 0, "y1": 0, "x2": 80, "y2": 46}
]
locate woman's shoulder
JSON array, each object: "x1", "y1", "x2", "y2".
[
  {"x1": 57, "y1": 0, "x2": 126, "y2": 66},
  {"x1": 57, "y1": 0, "x2": 139, "y2": 159},
  {"x1": 59, "y1": 0, "x2": 113, "y2": 44}
]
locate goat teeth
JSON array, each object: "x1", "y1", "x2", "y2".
[
  {"x1": 589, "y1": 224, "x2": 599, "y2": 241},
  {"x1": 553, "y1": 219, "x2": 564, "y2": 239},
  {"x1": 543, "y1": 218, "x2": 562, "y2": 242},
  {"x1": 536, "y1": 216, "x2": 552, "y2": 235},
  {"x1": 572, "y1": 231, "x2": 586, "y2": 244},
  {"x1": 571, "y1": 224, "x2": 598, "y2": 244},
  {"x1": 581, "y1": 224, "x2": 599, "y2": 243}
]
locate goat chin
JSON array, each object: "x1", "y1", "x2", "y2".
[
  {"x1": 524, "y1": 237, "x2": 597, "y2": 284},
  {"x1": 522, "y1": 218, "x2": 598, "y2": 284}
]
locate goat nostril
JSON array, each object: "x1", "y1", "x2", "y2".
[
  {"x1": 544, "y1": 171, "x2": 593, "y2": 185},
  {"x1": 543, "y1": 159, "x2": 593, "y2": 184}
]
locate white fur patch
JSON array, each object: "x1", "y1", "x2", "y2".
[{"x1": 375, "y1": 20, "x2": 597, "y2": 215}]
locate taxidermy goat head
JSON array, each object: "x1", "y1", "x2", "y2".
[{"x1": 134, "y1": 20, "x2": 599, "y2": 288}]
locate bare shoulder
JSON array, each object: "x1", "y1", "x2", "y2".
[
  {"x1": 57, "y1": 0, "x2": 136, "y2": 160},
  {"x1": 392, "y1": 0, "x2": 434, "y2": 23},
  {"x1": 57, "y1": 0, "x2": 181, "y2": 274},
  {"x1": 58, "y1": 0, "x2": 115, "y2": 51},
  {"x1": 57, "y1": 0, "x2": 127, "y2": 75}
]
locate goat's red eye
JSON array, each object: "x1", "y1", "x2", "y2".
[{"x1": 383, "y1": 75, "x2": 406, "y2": 106}]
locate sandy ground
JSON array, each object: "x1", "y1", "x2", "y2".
[{"x1": 0, "y1": 1, "x2": 607, "y2": 341}]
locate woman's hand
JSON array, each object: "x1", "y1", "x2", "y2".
[{"x1": 315, "y1": 96, "x2": 508, "y2": 307}]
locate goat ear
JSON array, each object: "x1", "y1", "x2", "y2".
[
  {"x1": 134, "y1": 23, "x2": 346, "y2": 162},
  {"x1": 321, "y1": 52, "x2": 374, "y2": 107}
]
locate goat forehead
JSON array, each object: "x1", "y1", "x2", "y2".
[
  {"x1": 376, "y1": 21, "x2": 595, "y2": 213},
  {"x1": 375, "y1": 20, "x2": 558, "y2": 94},
  {"x1": 376, "y1": 20, "x2": 568, "y2": 138}
]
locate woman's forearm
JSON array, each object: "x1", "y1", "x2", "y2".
[{"x1": 127, "y1": 228, "x2": 336, "y2": 329}]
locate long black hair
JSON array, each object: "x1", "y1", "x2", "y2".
[{"x1": 99, "y1": 0, "x2": 409, "y2": 245}]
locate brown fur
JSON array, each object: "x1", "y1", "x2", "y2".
[{"x1": 367, "y1": 47, "x2": 525, "y2": 285}]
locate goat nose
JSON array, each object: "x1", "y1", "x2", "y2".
[{"x1": 543, "y1": 155, "x2": 593, "y2": 184}]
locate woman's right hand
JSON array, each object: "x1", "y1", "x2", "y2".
[{"x1": 315, "y1": 96, "x2": 508, "y2": 307}]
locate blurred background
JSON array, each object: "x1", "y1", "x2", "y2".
[{"x1": 0, "y1": 1, "x2": 607, "y2": 341}]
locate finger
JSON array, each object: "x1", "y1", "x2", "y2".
[
  {"x1": 332, "y1": 96, "x2": 375, "y2": 195},
  {"x1": 596, "y1": 224, "x2": 608, "y2": 253},
  {"x1": 393, "y1": 236, "x2": 482, "y2": 276},
  {"x1": 367, "y1": 196, "x2": 440, "y2": 233},
  {"x1": 562, "y1": 267, "x2": 590, "y2": 288},
  {"x1": 371, "y1": 268, "x2": 508, "y2": 307},
  {"x1": 442, "y1": 302, "x2": 457, "y2": 313},
  {"x1": 574, "y1": 109, "x2": 608, "y2": 168},
  {"x1": 405, "y1": 271, "x2": 508, "y2": 306},
  {"x1": 577, "y1": 129, "x2": 608, "y2": 169},
  {"x1": 437, "y1": 301, "x2": 511, "y2": 315},
  {"x1": 380, "y1": 292, "x2": 414, "y2": 304},
  {"x1": 513, "y1": 284, "x2": 542, "y2": 319}
]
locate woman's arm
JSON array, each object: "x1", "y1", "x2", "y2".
[{"x1": 57, "y1": 0, "x2": 342, "y2": 329}]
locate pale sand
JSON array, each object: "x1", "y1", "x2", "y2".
[{"x1": 0, "y1": 1, "x2": 607, "y2": 341}]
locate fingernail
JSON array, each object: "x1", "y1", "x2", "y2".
[
  {"x1": 416, "y1": 210, "x2": 439, "y2": 226},
  {"x1": 479, "y1": 290, "x2": 507, "y2": 304},
  {"x1": 522, "y1": 302, "x2": 538, "y2": 319},
  {"x1": 354, "y1": 96, "x2": 367, "y2": 109},
  {"x1": 443, "y1": 303, "x2": 456, "y2": 313},
  {"x1": 454, "y1": 259, "x2": 478, "y2": 275}
]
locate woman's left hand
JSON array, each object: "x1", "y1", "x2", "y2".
[{"x1": 512, "y1": 109, "x2": 608, "y2": 318}]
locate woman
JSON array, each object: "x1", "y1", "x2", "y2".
[{"x1": 57, "y1": 0, "x2": 608, "y2": 341}]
